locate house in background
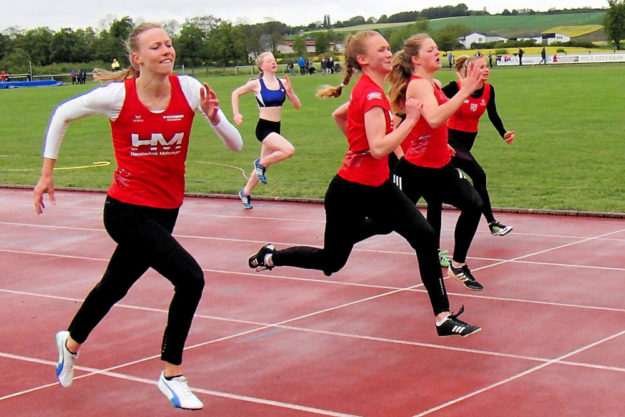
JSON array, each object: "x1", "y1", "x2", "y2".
[
  {"x1": 457, "y1": 32, "x2": 508, "y2": 49},
  {"x1": 277, "y1": 40, "x2": 344, "y2": 55},
  {"x1": 514, "y1": 32, "x2": 571, "y2": 45}
]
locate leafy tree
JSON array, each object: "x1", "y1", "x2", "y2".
[
  {"x1": 292, "y1": 36, "x2": 307, "y2": 58},
  {"x1": 604, "y1": 0, "x2": 625, "y2": 49},
  {"x1": 0, "y1": 32, "x2": 9, "y2": 61},
  {"x1": 2, "y1": 48, "x2": 30, "y2": 73},
  {"x1": 313, "y1": 31, "x2": 329, "y2": 55},
  {"x1": 175, "y1": 23, "x2": 208, "y2": 68},
  {"x1": 386, "y1": 19, "x2": 431, "y2": 52},
  {"x1": 73, "y1": 28, "x2": 97, "y2": 63},
  {"x1": 260, "y1": 21, "x2": 288, "y2": 53},
  {"x1": 434, "y1": 23, "x2": 471, "y2": 51},
  {"x1": 20, "y1": 27, "x2": 53, "y2": 66},
  {"x1": 238, "y1": 24, "x2": 263, "y2": 62},
  {"x1": 108, "y1": 17, "x2": 134, "y2": 62},
  {"x1": 50, "y1": 28, "x2": 80, "y2": 63},
  {"x1": 207, "y1": 22, "x2": 246, "y2": 66}
]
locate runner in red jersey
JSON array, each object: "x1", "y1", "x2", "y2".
[
  {"x1": 247, "y1": 31, "x2": 481, "y2": 338},
  {"x1": 443, "y1": 55, "x2": 516, "y2": 237},
  {"x1": 33, "y1": 23, "x2": 242, "y2": 410},
  {"x1": 387, "y1": 34, "x2": 487, "y2": 292}
]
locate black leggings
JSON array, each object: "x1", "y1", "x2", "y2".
[
  {"x1": 393, "y1": 159, "x2": 483, "y2": 264},
  {"x1": 67, "y1": 196, "x2": 204, "y2": 365},
  {"x1": 451, "y1": 152, "x2": 495, "y2": 224},
  {"x1": 272, "y1": 175, "x2": 450, "y2": 316}
]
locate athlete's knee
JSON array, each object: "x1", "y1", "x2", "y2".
[
  {"x1": 472, "y1": 170, "x2": 487, "y2": 188},
  {"x1": 177, "y1": 263, "x2": 205, "y2": 295},
  {"x1": 189, "y1": 266, "x2": 206, "y2": 292},
  {"x1": 323, "y1": 257, "x2": 348, "y2": 276},
  {"x1": 284, "y1": 143, "x2": 295, "y2": 158}
]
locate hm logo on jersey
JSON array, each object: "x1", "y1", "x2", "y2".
[{"x1": 131, "y1": 132, "x2": 184, "y2": 153}]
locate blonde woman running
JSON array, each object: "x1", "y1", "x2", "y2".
[
  {"x1": 34, "y1": 23, "x2": 242, "y2": 410},
  {"x1": 232, "y1": 52, "x2": 301, "y2": 208}
]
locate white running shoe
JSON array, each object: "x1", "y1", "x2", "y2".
[
  {"x1": 55, "y1": 330, "x2": 77, "y2": 387},
  {"x1": 157, "y1": 371, "x2": 204, "y2": 410}
]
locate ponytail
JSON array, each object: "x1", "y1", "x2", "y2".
[
  {"x1": 387, "y1": 50, "x2": 413, "y2": 114},
  {"x1": 316, "y1": 66, "x2": 354, "y2": 98},
  {"x1": 92, "y1": 66, "x2": 138, "y2": 83},
  {"x1": 92, "y1": 22, "x2": 163, "y2": 83},
  {"x1": 386, "y1": 33, "x2": 432, "y2": 113}
]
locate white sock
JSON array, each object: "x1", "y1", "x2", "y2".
[{"x1": 264, "y1": 253, "x2": 273, "y2": 267}]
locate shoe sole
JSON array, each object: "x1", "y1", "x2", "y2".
[
  {"x1": 461, "y1": 327, "x2": 482, "y2": 337},
  {"x1": 437, "y1": 325, "x2": 482, "y2": 337},
  {"x1": 248, "y1": 244, "x2": 274, "y2": 269}
]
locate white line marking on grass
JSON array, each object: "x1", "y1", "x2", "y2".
[{"x1": 193, "y1": 161, "x2": 248, "y2": 179}]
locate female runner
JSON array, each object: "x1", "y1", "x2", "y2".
[
  {"x1": 231, "y1": 52, "x2": 301, "y2": 208},
  {"x1": 34, "y1": 23, "x2": 242, "y2": 410},
  {"x1": 248, "y1": 31, "x2": 480, "y2": 337},
  {"x1": 443, "y1": 54, "x2": 515, "y2": 236},
  {"x1": 387, "y1": 34, "x2": 485, "y2": 291}
]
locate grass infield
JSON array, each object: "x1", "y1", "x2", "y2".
[{"x1": 1, "y1": 63, "x2": 623, "y2": 216}]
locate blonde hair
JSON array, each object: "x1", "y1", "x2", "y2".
[
  {"x1": 387, "y1": 33, "x2": 431, "y2": 114},
  {"x1": 93, "y1": 22, "x2": 165, "y2": 82},
  {"x1": 256, "y1": 52, "x2": 274, "y2": 77},
  {"x1": 317, "y1": 30, "x2": 380, "y2": 98},
  {"x1": 454, "y1": 54, "x2": 483, "y2": 77}
]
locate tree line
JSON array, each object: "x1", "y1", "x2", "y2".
[{"x1": 0, "y1": 4, "x2": 620, "y2": 76}]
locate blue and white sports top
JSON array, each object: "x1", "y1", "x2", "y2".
[{"x1": 255, "y1": 78, "x2": 286, "y2": 108}]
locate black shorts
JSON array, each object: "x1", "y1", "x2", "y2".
[{"x1": 255, "y1": 119, "x2": 281, "y2": 142}]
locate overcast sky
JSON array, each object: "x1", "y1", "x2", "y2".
[{"x1": 1, "y1": 0, "x2": 607, "y2": 32}]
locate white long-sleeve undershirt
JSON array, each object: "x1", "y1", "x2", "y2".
[{"x1": 42, "y1": 75, "x2": 242, "y2": 159}]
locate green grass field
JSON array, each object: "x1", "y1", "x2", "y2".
[
  {"x1": 329, "y1": 12, "x2": 605, "y2": 38},
  {"x1": 1, "y1": 62, "x2": 624, "y2": 215}
]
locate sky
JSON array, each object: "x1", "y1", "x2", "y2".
[{"x1": 1, "y1": 0, "x2": 607, "y2": 32}]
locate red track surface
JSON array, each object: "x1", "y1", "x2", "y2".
[{"x1": 1, "y1": 188, "x2": 624, "y2": 416}]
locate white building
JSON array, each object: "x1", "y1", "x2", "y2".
[
  {"x1": 515, "y1": 33, "x2": 571, "y2": 45},
  {"x1": 276, "y1": 40, "x2": 344, "y2": 55},
  {"x1": 457, "y1": 32, "x2": 508, "y2": 49}
]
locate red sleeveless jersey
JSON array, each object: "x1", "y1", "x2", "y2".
[
  {"x1": 447, "y1": 82, "x2": 491, "y2": 133},
  {"x1": 403, "y1": 76, "x2": 451, "y2": 168},
  {"x1": 338, "y1": 73, "x2": 393, "y2": 186},
  {"x1": 107, "y1": 75, "x2": 196, "y2": 208}
]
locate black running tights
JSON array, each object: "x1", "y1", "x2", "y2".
[
  {"x1": 272, "y1": 175, "x2": 450, "y2": 316},
  {"x1": 393, "y1": 159, "x2": 483, "y2": 264},
  {"x1": 67, "y1": 196, "x2": 204, "y2": 365}
]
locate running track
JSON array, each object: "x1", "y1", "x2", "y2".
[{"x1": 1, "y1": 187, "x2": 624, "y2": 416}]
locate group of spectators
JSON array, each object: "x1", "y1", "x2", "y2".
[
  {"x1": 291, "y1": 56, "x2": 340, "y2": 75},
  {"x1": 70, "y1": 69, "x2": 88, "y2": 84}
]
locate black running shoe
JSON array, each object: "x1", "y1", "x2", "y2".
[
  {"x1": 436, "y1": 306, "x2": 481, "y2": 337},
  {"x1": 248, "y1": 243, "x2": 275, "y2": 270},
  {"x1": 448, "y1": 263, "x2": 483, "y2": 291}
]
